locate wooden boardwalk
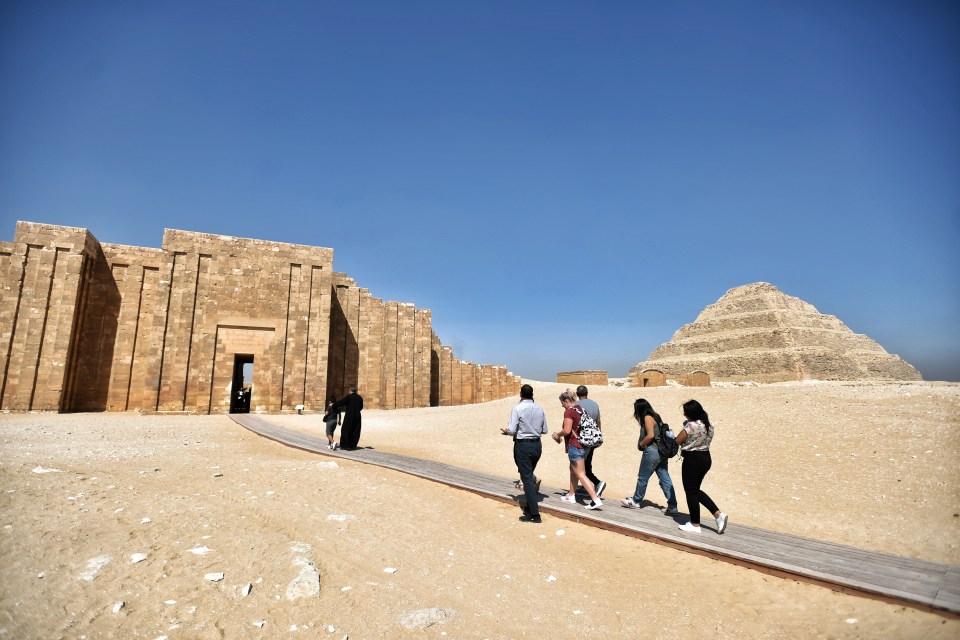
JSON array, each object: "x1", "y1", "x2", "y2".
[{"x1": 230, "y1": 414, "x2": 960, "y2": 617}]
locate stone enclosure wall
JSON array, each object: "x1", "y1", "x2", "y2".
[
  {"x1": 0, "y1": 221, "x2": 518, "y2": 413},
  {"x1": 555, "y1": 370, "x2": 608, "y2": 386},
  {"x1": 326, "y1": 273, "x2": 518, "y2": 409},
  {"x1": 628, "y1": 368, "x2": 710, "y2": 387}
]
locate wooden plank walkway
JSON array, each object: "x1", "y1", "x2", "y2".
[{"x1": 230, "y1": 414, "x2": 960, "y2": 617}]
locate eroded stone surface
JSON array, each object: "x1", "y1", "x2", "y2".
[{"x1": 631, "y1": 282, "x2": 922, "y2": 383}]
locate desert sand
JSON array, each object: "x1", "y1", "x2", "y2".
[{"x1": 1, "y1": 380, "x2": 958, "y2": 639}]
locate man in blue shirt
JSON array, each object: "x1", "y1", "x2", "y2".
[{"x1": 501, "y1": 384, "x2": 548, "y2": 523}]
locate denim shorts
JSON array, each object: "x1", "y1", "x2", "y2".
[{"x1": 567, "y1": 444, "x2": 586, "y2": 462}]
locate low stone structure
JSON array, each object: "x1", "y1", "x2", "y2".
[
  {"x1": 0, "y1": 221, "x2": 519, "y2": 413},
  {"x1": 630, "y1": 368, "x2": 667, "y2": 387},
  {"x1": 627, "y1": 369, "x2": 710, "y2": 387},
  {"x1": 556, "y1": 370, "x2": 608, "y2": 386},
  {"x1": 679, "y1": 370, "x2": 711, "y2": 387},
  {"x1": 631, "y1": 282, "x2": 922, "y2": 383}
]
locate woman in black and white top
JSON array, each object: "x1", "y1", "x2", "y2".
[{"x1": 675, "y1": 399, "x2": 728, "y2": 534}]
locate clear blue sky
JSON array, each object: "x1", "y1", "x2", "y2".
[{"x1": 2, "y1": 1, "x2": 958, "y2": 381}]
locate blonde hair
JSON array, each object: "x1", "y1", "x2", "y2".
[{"x1": 559, "y1": 389, "x2": 577, "y2": 403}]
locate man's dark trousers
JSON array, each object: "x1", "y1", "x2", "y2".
[{"x1": 514, "y1": 439, "x2": 542, "y2": 517}]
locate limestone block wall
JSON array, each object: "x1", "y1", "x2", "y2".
[
  {"x1": 0, "y1": 222, "x2": 98, "y2": 411},
  {"x1": 679, "y1": 370, "x2": 711, "y2": 387},
  {"x1": 556, "y1": 370, "x2": 608, "y2": 386},
  {"x1": 2, "y1": 221, "x2": 519, "y2": 414},
  {"x1": 325, "y1": 278, "x2": 518, "y2": 409},
  {"x1": 110, "y1": 230, "x2": 334, "y2": 414},
  {"x1": 1, "y1": 222, "x2": 334, "y2": 413},
  {"x1": 628, "y1": 368, "x2": 710, "y2": 387},
  {"x1": 630, "y1": 369, "x2": 666, "y2": 388}
]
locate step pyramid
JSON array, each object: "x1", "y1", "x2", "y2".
[{"x1": 630, "y1": 282, "x2": 922, "y2": 383}]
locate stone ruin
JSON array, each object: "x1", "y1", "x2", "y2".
[
  {"x1": 630, "y1": 282, "x2": 922, "y2": 383},
  {"x1": 555, "y1": 370, "x2": 608, "y2": 386},
  {"x1": 629, "y1": 368, "x2": 711, "y2": 387},
  {"x1": 0, "y1": 221, "x2": 520, "y2": 413}
]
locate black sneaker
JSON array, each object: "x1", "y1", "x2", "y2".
[{"x1": 519, "y1": 514, "x2": 542, "y2": 523}]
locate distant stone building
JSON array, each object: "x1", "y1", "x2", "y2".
[
  {"x1": 630, "y1": 282, "x2": 922, "y2": 383},
  {"x1": 630, "y1": 368, "x2": 667, "y2": 387},
  {"x1": 0, "y1": 221, "x2": 519, "y2": 413},
  {"x1": 556, "y1": 370, "x2": 608, "y2": 386}
]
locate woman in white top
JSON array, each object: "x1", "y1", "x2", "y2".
[{"x1": 675, "y1": 400, "x2": 728, "y2": 534}]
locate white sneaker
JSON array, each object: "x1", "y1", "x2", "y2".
[
  {"x1": 678, "y1": 522, "x2": 701, "y2": 533},
  {"x1": 560, "y1": 494, "x2": 578, "y2": 504},
  {"x1": 716, "y1": 513, "x2": 728, "y2": 534},
  {"x1": 585, "y1": 499, "x2": 603, "y2": 510},
  {"x1": 621, "y1": 497, "x2": 640, "y2": 509}
]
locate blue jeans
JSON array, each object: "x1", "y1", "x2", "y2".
[
  {"x1": 567, "y1": 444, "x2": 586, "y2": 462},
  {"x1": 631, "y1": 445, "x2": 677, "y2": 509}
]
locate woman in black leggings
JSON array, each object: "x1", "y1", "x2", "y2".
[{"x1": 675, "y1": 400, "x2": 728, "y2": 534}]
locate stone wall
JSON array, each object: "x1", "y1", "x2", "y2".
[
  {"x1": 0, "y1": 223, "x2": 97, "y2": 411},
  {"x1": 0, "y1": 221, "x2": 518, "y2": 413},
  {"x1": 555, "y1": 370, "x2": 608, "y2": 386},
  {"x1": 325, "y1": 274, "x2": 518, "y2": 409},
  {"x1": 627, "y1": 368, "x2": 711, "y2": 387},
  {"x1": 630, "y1": 369, "x2": 666, "y2": 388}
]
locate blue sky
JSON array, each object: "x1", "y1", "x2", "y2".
[{"x1": 2, "y1": 1, "x2": 958, "y2": 381}]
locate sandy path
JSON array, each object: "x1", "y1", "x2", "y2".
[{"x1": 1, "y1": 380, "x2": 957, "y2": 638}]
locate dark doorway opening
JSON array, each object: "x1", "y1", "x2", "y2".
[{"x1": 230, "y1": 354, "x2": 254, "y2": 413}]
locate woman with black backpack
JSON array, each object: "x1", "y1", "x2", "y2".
[
  {"x1": 675, "y1": 399, "x2": 728, "y2": 534},
  {"x1": 621, "y1": 399, "x2": 679, "y2": 515}
]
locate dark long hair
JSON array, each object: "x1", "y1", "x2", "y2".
[
  {"x1": 682, "y1": 399, "x2": 711, "y2": 431},
  {"x1": 633, "y1": 398, "x2": 662, "y2": 426}
]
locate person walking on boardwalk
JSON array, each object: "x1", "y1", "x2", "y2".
[
  {"x1": 332, "y1": 386, "x2": 363, "y2": 450},
  {"x1": 501, "y1": 384, "x2": 548, "y2": 523},
  {"x1": 323, "y1": 397, "x2": 341, "y2": 450},
  {"x1": 576, "y1": 385, "x2": 606, "y2": 498},
  {"x1": 621, "y1": 399, "x2": 679, "y2": 515},
  {"x1": 675, "y1": 399, "x2": 728, "y2": 534},
  {"x1": 552, "y1": 389, "x2": 603, "y2": 510}
]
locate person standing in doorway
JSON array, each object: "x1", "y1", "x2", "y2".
[
  {"x1": 576, "y1": 385, "x2": 606, "y2": 498},
  {"x1": 501, "y1": 384, "x2": 548, "y2": 523},
  {"x1": 332, "y1": 386, "x2": 364, "y2": 450}
]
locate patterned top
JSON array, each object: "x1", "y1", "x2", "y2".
[{"x1": 681, "y1": 419, "x2": 713, "y2": 452}]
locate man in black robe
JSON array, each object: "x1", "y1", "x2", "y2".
[{"x1": 332, "y1": 386, "x2": 363, "y2": 450}]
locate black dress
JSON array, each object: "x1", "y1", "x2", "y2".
[{"x1": 332, "y1": 392, "x2": 364, "y2": 449}]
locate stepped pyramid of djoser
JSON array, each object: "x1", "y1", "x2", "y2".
[{"x1": 630, "y1": 282, "x2": 922, "y2": 383}]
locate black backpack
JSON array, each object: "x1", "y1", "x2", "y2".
[{"x1": 655, "y1": 421, "x2": 679, "y2": 459}]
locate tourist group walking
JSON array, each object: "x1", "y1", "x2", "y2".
[{"x1": 502, "y1": 385, "x2": 728, "y2": 535}]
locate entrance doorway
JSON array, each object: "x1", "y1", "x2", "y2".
[{"x1": 230, "y1": 354, "x2": 254, "y2": 413}]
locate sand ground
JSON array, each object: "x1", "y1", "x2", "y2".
[{"x1": 1, "y1": 380, "x2": 957, "y2": 639}]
